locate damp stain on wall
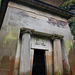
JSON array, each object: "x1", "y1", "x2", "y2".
[
  {"x1": 3, "y1": 28, "x2": 17, "y2": 46},
  {"x1": 0, "y1": 56, "x2": 15, "y2": 75},
  {"x1": 65, "y1": 40, "x2": 73, "y2": 56}
]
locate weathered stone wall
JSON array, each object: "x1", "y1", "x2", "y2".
[
  {"x1": 0, "y1": 4, "x2": 20, "y2": 74},
  {"x1": 0, "y1": 2, "x2": 73, "y2": 75},
  {"x1": 8, "y1": 2, "x2": 73, "y2": 56},
  {"x1": 69, "y1": 42, "x2": 75, "y2": 75}
]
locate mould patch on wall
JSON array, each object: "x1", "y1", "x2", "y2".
[
  {"x1": 3, "y1": 28, "x2": 17, "y2": 46},
  {"x1": 65, "y1": 40, "x2": 73, "y2": 56}
]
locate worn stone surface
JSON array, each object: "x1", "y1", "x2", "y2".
[
  {"x1": 45, "y1": 51, "x2": 53, "y2": 75},
  {"x1": 65, "y1": 40, "x2": 73, "y2": 56},
  {"x1": 7, "y1": 6, "x2": 70, "y2": 38},
  {"x1": 13, "y1": 39, "x2": 21, "y2": 75},
  {"x1": 54, "y1": 39, "x2": 63, "y2": 75},
  {"x1": 30, "y1": 50, "x2": 34, "y2": 75},
  {"x1": 61, "y1": 40, "x2": 71, "y2": 75},
  {"x1": 19, "y1": 33, "x2": 30, "y2": 75},
  {"x1": 69, "y1": 43, "x2": 75, "y2": 75},
  {"x1": 0, "y1": 4, "x2": 20, "y2": 74},
  {"x1": 7, "y1": 2, "x2": 72, "y2": 40},
  {"x1": 31, "y1": 35, "x2": 52, "y2": 51}
]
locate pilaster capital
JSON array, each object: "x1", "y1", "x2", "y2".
[
  {"x1": 51, "y1": 34, "x2": 64, "y2": 40},
  {"x1": 20, "y1": 27, "x2": 34, "y2": 35}
]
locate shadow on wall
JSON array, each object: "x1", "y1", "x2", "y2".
[{"x1": 69, "y1": 41, "x2": 75, "y2": 75}]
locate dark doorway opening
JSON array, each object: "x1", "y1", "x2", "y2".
[{"x1": 32, "y1": 50, "x2": 46, "y2": 75}]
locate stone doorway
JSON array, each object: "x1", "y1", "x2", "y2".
[
  {"x1": 19, "y1": 28, "x2": 70, "y2": 75},
  {"x1": 32, "y1": 50, "x2": 46, "y2": 75}
]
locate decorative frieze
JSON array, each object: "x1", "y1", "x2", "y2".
[
  {"x1": 31, "y1": 35, "x2": 52, "y2": 51},
  {"x1": 35, "y1": 37, "x2": 46, "y2": 46},
  {"x1": 47, "y1": 17, "x2": 67, "y2": 28}
]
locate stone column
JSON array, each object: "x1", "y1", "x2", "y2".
[
  {"x1": 19, "y1": 28, "x2": 34, "y2": 75},
  {"x1": 53, "y1": 39, "x2": 63, "y2": 75}
]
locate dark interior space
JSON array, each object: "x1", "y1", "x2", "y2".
[{"x1": 32, "y1": 50, "x2": 46, "y2": 75}]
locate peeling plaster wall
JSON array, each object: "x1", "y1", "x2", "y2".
[{"x1": 0, "y1": 2, "x2": 73, "y2": 75}]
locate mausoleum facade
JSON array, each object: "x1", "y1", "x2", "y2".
[{"x1": 0, "y1": 0, "x2": 73, "y2": 75}]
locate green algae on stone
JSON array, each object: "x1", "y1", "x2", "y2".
[
  {"x1": 4, "y1": 28, "x2": 17, "y2": 46},
  {"x1": 65, "y1": 40, "x2": 73, "y2": 56},
  {"x1": 57, "y1": 70, "x2": 62, "y2": 75}
]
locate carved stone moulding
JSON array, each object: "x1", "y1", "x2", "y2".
[
  {"x1": 20, "y1": 27, "x2": 64, "y2": 39},
  {"x1": 20, "y1": 27, "x2": 35, "y2": 35}
]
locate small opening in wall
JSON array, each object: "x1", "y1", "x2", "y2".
[{"x1": 32, "y1": 49, "x2": 46, "y2": 75}]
